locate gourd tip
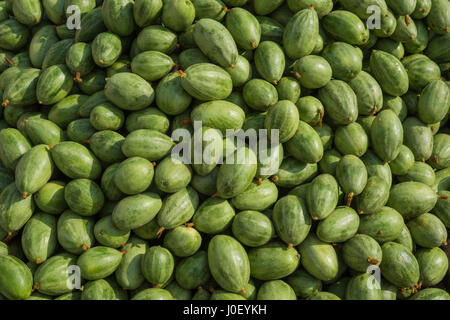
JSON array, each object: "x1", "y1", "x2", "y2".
[
  {"x1": 74, "y1": 71, "x2": 83, "y2": 83},
  {"x1": 3, "y1": 232, "x2": 16, "y2": 243},
  {"x1": 156, "y1": 227, "x2": 165, "y2": 238},
  {"x1": 405, "y1": 16, "x2": 411, "y2": 26},
  {"x1": 291, "y1": 71, "x2": 302, "y2": 79},
  {"x1": 212, "y1": 192, "x2": 219, "y2": 198},
  {"x1": 368, "y1": 257, "x2": 379, "y2": 265},
  {"x1": 318, "y1": 109, "x2": 324, "y2": 127},
  {"x1": 346, "y1": 192, "x2": 353, "y2": 207}
]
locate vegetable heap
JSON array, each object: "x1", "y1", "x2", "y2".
[{"x1": 0, "y1": 0, "x2": 449, "y2": 301}]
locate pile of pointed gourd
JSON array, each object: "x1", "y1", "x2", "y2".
[{"x1": 0, "y1": 0, "x2": 449, "y2": 301}]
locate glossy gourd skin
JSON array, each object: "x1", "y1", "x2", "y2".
[{"x1": 0, "y1": 0, "x2": 449, "y2": 302}]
